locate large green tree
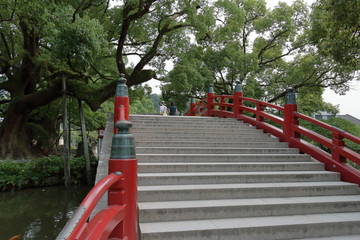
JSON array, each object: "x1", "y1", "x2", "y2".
[
  {"x1": 0, "y1": 0, "x2": 211, "y2": 159},
  {"x1": 162, "y1": 0, "x2": 354, "y2": 113}
]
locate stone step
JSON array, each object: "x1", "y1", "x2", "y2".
[
  {"x1": 139, "y1": 212, "x2": 360, "y2": 240},
  {"x1": 132, "y1": 131, "x2": 266, "y2": 139},
  {"x1": 130, "y1": 115, "x2": 239, "y2": 123},
  {"x1": 131, "y1": 127, "x2": 262, "y2": 134},
  {"x1": 134, "y1": 140, "x2": 289, "y2": 148},
  {"x1": 138, "y1": 195, "x2": 360, "y2": 223},
  {"x1": 134, "y1": 134, "x2": 275, "y2": 142},
  {"x1": 132, "y1": 124, "x2": 251, "y2": 130},
  {"x1": 138, "y1": 171, "x2": 340, "y2": 186},
  {"x1": 135, "y1": 147, "x2": 299, "y2": 154},
  {"x1": 136, "y1": 153, "x2": 312, "y2": 163},
  {"x1": 138, "y1": 182, "x2": 359, "y2": 202},
  {"x1": 138, "y1": 162, "x2": 324, "y2": 173},
  {"x1": 131, "y1": 119, "x2": 250, "y2": 125},
  {"x1": 294, "y1": 235, "x2": 360, "y2": 240}
]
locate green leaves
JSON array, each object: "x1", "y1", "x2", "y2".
[
  {"x1": 311, "y1": 0, "x2": 360, "y2": 67},
  {"x1": 52, "y1": 15, "x2": 107, "y2": 68}
]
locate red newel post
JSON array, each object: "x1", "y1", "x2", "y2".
[
  {"x1": 220, "y1": 96, "x2": 225, "y2": 117},
  {"x1": 332, "y1": 131, "x2": 346, "y2": 163},
  {"x1": 114, "y1": 74, "x2": 129, "y2": 134},
  {"x1": 233, "y1": 81, "x2": 242, "y2": 119},
  {"x1": 190, "y1": 98, "x2": 196, "y2": 116},
  {"x1": 283, "y1": 88, "x2": 299, "y2": 144},
  {"x1": 207, "y1": 85, "x2": 214, "y2": 117},
  {"x1": 256, "y1": 102, "x2": 264, "y2": 128},
  {"x1": 108, "y1": 118, "x2": 137, "y2": 240}
]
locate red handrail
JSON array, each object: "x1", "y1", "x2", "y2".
[
  {"x1": 186, "y1": 93, "x2": 360, "y2": 185},
  {"x1": 56, "y1": 172, "x2": 126, "y2": 240}
]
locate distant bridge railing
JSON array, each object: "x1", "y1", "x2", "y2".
[
  {"x1": 185, "y1": 82, "x2": 360, "y2": 185},
  {"x1": 58, "y1": 74, "x2": 137, "y2": 240}
]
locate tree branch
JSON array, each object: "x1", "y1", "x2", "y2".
[
  {"x1": 72, "y1": 0, "x2": 86, "y2": 22},
  {"x1": 257, "y1": 30, "x2": 290, "y2": 60},
  {"x1": 0, "y1": 0, "x2": 16, "y2": 22},
  {"x1": 1, "y1": 31, "x2": 11, "y2": 58}
]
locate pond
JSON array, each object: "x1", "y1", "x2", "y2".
[{"x1": 0, "y1": 185, "x2": 90, "y2": 240}]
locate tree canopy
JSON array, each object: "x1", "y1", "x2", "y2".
[
  {"x1": 310, "y1": 0, "x2": 360, "y2": 67},
  {"x1": 0, "y1": 0, "x2": 358, "y2": 159},
  {"x1": 0, "y1": 0, "x2": 212, "y2": 159},
  {"x1": 162, "y1": 0, "x2": 355, "y2": 113}
]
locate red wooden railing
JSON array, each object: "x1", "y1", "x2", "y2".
[
  {"x1": 56, "y1": 172, "x2": 126, "y2": 240},
  {"x1": 58, "y1": 74, "x2": 136, "y2": 240},
  {"x1": 186, "y1": 84, "x2": 360, "y2": 185}
]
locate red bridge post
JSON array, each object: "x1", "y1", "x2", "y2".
[
  {"x1": 190, "y1": 98, "x2": 196, "y2": 116},
  {"x1": 108, "y1": 118, "x2": 137, "y2": 240},
  {"x1": 114, "y1": 74, "x2": 129, "y2": 134},
  {"x1": 207, "y1": 85, "x2": 214, "y2": 116},
  {"x1": 283, "y1": 88, "x2": 299, "y2": 144},
  {"x1": 233, "y1": 81, "x2": 242, "y2": 119}
]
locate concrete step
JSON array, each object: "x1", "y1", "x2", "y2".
[
  {"x1": 131, "y1": 120, "x2": 251, "y2": 127},
  {"x1": 132, "y1": 132, "x2": 267, "y2": 139},
  {"x1": 138, "y1": 171, "x2": 340, "y2": 186},
  {"x1": 136, "y1": 153, "x2": 312, "y2": 163},
  {"x1": 134, "y1": 140, "x2": 289, "y2": 148},
  {"x1": 130, "y1": 115, "x2": 240, "y2": 123},
  {"x1": 134, "y1": 134, "x2": 275, "y2": 142},
  {"x1": 135, "y1": 147, "x2": 299, "y2": 154},
  {"x1": 138, "y1": 195, "x2": 360, "y2": 223},
  {"x1": 138, "y1": 162, "x2": 325, "y2": 173},
  {"x1": 138, "y1": 181, "x2": 359, "y2": 202},
  {"x1": 131, "y1": 115, "x2": 360, "y2": 240},
  {"x1": 131, "y1": 128, "x2": 263, "y2": 134},
  {"x1": 294, "y1": 235, "x2": 360, "y2": 240},
  {"x1": 139, "y1": 212, "x2": 360, "y2": 240},
  {"x1": 132, "y1": 122, "x2": 251, "y2": 128}
]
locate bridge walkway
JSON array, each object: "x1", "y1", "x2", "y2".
[{"x1": 94, "y1": 114, "x2": 360, "y2": 240}]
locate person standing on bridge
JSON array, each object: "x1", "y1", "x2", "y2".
[
  {"x1": 168, "y1": 101, "x2": 178, "y2": 116},
  {"x1": 160, "y1": 101, "x2": 167, "y2": 116}
]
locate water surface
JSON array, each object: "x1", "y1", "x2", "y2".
[{"x1": 0, "y1": 185, "x2": 90, "y2": 240}]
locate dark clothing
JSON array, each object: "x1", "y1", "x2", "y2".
[{"x1": 169, "y1": 105, "x2": 177, "y2": 115}]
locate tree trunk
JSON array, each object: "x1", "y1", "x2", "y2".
[
  {"x1": 78, "y1": 99, "x2": 92, "y2": 186},
  {"x1": 62, "y1": 77, "x2": 71, "y2": 188},
  {"x1": 0, "y1": 106, "x2": 33, "y2": 159}
]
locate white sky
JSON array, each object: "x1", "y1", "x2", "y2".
[{"x1": 146, "y1": 0, "x2": 360, "y2": 119}]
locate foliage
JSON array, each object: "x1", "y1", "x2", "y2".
[
  {"x1": 311, "y1": 0, "x2": 360, "y2": 68},
  {"x1": 151, "y1": 94, "x2": 160, "y2": 113},
  {"x1": 162, "y1": 0, "x2": 357, "y2": 114},
  {"x1": 0, "y1": 0, "x2": 213, "y2": 159},
  {"x1": 300, "y1": 117, "x2": 360, "y2": 154},
  {"x1": 129, "y1": 85, "x2": 156, "y2": 114},
  {"x1": 0, "y1": 156, "x2": 98, "y2": 191}
]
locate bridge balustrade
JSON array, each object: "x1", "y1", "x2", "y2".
[
  {"x1": 58, "y1": 74, "x2": 136, "y2": 240},
  {"x1": 186, "y1": 82, "x2": 360, "y2": 185}
]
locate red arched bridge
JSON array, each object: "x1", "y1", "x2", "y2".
[{"x1": 57, "y1": 74, "x2": 360, "y2": 240}]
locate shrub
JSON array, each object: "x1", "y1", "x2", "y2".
[{"x1": 0, "y1": 156, "x2": 98, "y2": 191}]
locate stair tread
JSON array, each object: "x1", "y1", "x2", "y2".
[
  {"x1": 139, "y1": 212, "x2": 360, "y2": 234},
  {"x1": 294, "y1": 235, "x2": 360, "y2": 240},
  {"x1": 138, "y1": 171, "x2": 337, "y2": 177},
  {"x1": 138, "y1": 181, "x2": 356, "y2": 191},
  {"x1": 130, "y1": 115, "x2": 360, "y2": 239},
  {"x1": 137, "y1": 153, "x2": 307, "y2": 156},
  {"x1": 138, "y1": 195, "x2": 360, "y2": 209},
  {"x1": 138, "y1": 162, "x2": 320, "y2": 166}
]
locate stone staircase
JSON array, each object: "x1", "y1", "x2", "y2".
[{"x1": 130, "y1": 115, "x2": 360, "y2": 240}]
